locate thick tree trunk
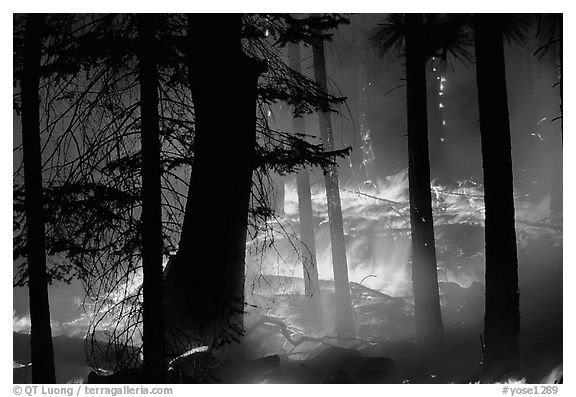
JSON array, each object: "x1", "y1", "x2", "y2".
[
  {"x1": 288, "y1": 42, "x2": 323, "y2": 328},
  {"x1": 474, "y1": 14, "x2": 520, "y2": 376},
  {"x1": 311, "y1": 24, "x2": 355, "y2": 337},
  {"x1": 558, "y1": 15, "x2": 563, "y2": 137},
  {"x1": 21, "y1": 13, "x2": 56, "y2": 384},
  {"x1": 164, "y1": 14, "x2": 266, "y2": 360},
  {"x1": 137, "y1": 14, "x2": 167, "y2": 382},
  {"x1": 404, "y1": 13, "x2": 444, "y2": 344}
]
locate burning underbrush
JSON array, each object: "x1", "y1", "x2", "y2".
[
  {"x1": 13, "y1": 170, "x2": 562, "y2": 383},
  {"x1": 242, "y1": 169, "x2": 562, "y2": 383}
]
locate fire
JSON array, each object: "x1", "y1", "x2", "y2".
[
  {"x1": 247, "y1": 169, "x2": 489, "y2": 303},
  {"x1": 244, "y1": 167, "x2": 561, "y2": 339},
  {"x1": 494, "y1": 365, "x2": 562, "y2": 384},
  {"x1": 540, "y1": 365, "x2": 563, "y2": 384},
  {"x1": 13, "y1": 169, "x2": 561, "y2": 382}
]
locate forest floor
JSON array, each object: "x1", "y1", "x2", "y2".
[
  {"x1": 236, "y1": 187, "x2": 563, "y2": 384},
  {"x1": 13, "y1": 184, "x2": 563, "y2": 384},
  {"x1": 13, "y1": 231, "x2": 561, "y2": 383}
]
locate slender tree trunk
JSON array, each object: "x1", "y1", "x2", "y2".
[
  {"x1": 21, "y1": 13, "x2": 56, "y2": 384},
  {"x1": 549, "y1": 15, "x2": 562, "y2": 216},
  {"x1": 164, "y1": 14, "x2": 266, "y2": 360},
  {"x1": 538, "y1": 47, "x2": 562, "y2": 217},
  {"x1": 137, "y1": 14, "x2": 167, "y2": 382},
  {"x1": 311, "y1": 22, "x2": 355, "y2": 336},
  {"x1": 288, "y1": 42, "x2": 323, "y2": 328},
  {"x1": 404, "y1": 13, "x2": 443, "y2": 343},
  {"x1": 474, "y1": 14, "x2": 520, "y2": 376},
  {"x1": 271, "y1": 172, "x2": 285, "y2": 216}
]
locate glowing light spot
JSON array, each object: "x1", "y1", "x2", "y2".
[
  {"x1": 442, "y1": 120, "x2": 446, "y2": 126},
  {"x1": 432, "y1": 68, "x2": 437, "y2": 72},
  {"x1": 267, "y1": 110, "x2": 271, "y2": 117},
  {"x1": 440, "y1": 137, "x2": 445, "y2": 142},
  {"x1": 265, "y1": 29, "x2": 269, "y2": 37},
  {"x1": 439, "y1": 103, "x2": 444, "y2": 108},
  {"x1": 440, "y1": 76, "x2": 446, "y2": 83}
]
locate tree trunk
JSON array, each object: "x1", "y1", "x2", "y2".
[
  {"x1": 473, "y1": 14, "x2": 520, "y2": 376},
  {"x1": 537, "y1": 46, "x2": 562, "y2": 217},
  {"x1": 137, "y1": 14, "x2": 167, "y2": 382},
  {"x1": 558, "y1": 15, "x2": 563, "y2": 137},
  {"x1": 311, "y1": 23, "x2": 355, "y2": 337},
  {"x1": 288, "y1": 41, "x2": 323, "y2": 328},
  {"x1": 164, "y1": 14, "x2": 266, "y2": 360},
  {"x1": 549, "y1": 15, "x2": 562, "y2": 216},
  {"x1": 271, "y1": 172, "x2": 285, "y2": 216},
  {"x1": 21, "y1": 13, "x2": 56, "y2": 384},
  {"x1": 404, "y1": 13, "x2": 444, "y2": 344}
]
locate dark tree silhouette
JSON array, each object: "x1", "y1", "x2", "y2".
[
  {"x1": 288, "y1": 41, "x2": 323, "y2": 327},
  {"x1": 404, "y1": 13, "x2": 444, "y2": 343},
  {"x1": 14, "y1": 13, "x2": 354, "y2": 382},
  {"x1": 20, "y1": 13, "x2": 57, "y2": 383},
  {"x1": 311, "y1": 19, "x2": 355, "y2": 337},
  {"x1": 164, "y1": 14, "x2": 267, "y2": 358},
  {"x1": 369, "y1": 13, "x2": 472, "y2": 344},
  {"x1": 136, "y1": 14, "x2": 167, "y2": 382},
  {"x1": 473, "y1": 14, "x2": 520, "y2": 376},
  {"x1": 534, "y1": 14, "x2": 562, "y2": 216}
]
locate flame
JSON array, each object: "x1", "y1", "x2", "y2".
[
  {"x1": 13, "y1": 311, "x2": 63, "y2": 336},
  {"x1": 246, "y1": 167, "x2": 561, "y2": 322},
  {"x1": 13, "y1": 168, "x2": 560, "y2": 373},
  {"x1": 13, "y1": 311, "x2": 32, "y2": 334},
  {"x1": 495, "y1": 366, "x2": 563, "y2": 384},
  {"x1": 496, "y1": 377, "x2": 527, "y2": 384},
  {"x1": 540, "y1": 365, "x2": 563, "y2": 384}
]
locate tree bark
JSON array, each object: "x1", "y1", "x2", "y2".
[
  {"x1": 288, "y1": 41, "x2": 323, "y2": 328},
  {"x1": 474, "y1": 14, "x2": 520, "y2": 376},
  {"x1": 137, "y1": 13, "x2": 167, "y2": 382},
  {"x1": 164, "y1": 14, "x2": 266, "y2": 359},
  {"x1": 311, "y1": 22, "x2": 355, "y2": 337},
  {"x1": 21, "y1": 13, "x2": 57, "y2": 384},
  {"x1": 404, "y1": 13, "x2": 444, "y2": 344}
]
